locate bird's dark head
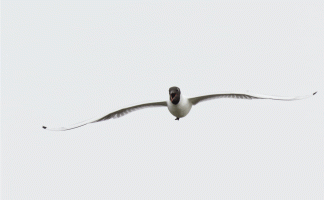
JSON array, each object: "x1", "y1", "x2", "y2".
[{"x1": 169, "y1": 86, "x2": 181, "y2": 105}]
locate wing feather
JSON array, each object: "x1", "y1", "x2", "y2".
[
  {"x1": 43, "y1": 101, "x2": 167, "y2": 131},
  {"x1": 189, "y1": 91, "x2": 316, "y2": 105}
]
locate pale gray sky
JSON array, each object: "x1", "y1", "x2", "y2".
[{"x1": 2, "y1": 1, "x2": 323, "y2": 199}]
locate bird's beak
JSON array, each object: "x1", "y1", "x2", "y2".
[{"x1": 170, "y1": 92, "x2": 177, "y2": 101}]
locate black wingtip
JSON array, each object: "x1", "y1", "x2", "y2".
[
  {"x1": 42, "y1": 126, "x2": 47, "y2": 129},
  {"x1": 313, "y1": 91, "x2": 317, "y2": 95}
]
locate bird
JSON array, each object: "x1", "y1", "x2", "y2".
[{"x1": 43, "y1": 87, "x2": 317, "y2": 131}]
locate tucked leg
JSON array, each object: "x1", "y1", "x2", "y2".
[{"x1": 175, "y1": 117, "x2": 179, "y2": 120}]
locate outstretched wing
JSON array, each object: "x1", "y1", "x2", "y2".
[
  {"x1": 43, "y1": 101, "x2": 167, "y2": 131},
  {"x1": 189, "y1": 91, "x2": 317, "y2": 105}
]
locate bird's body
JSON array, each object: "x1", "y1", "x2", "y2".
[
  {"x1": 167, "y1": 93, "x2": 192, "y2": 118},
  {"x1": 43, "y1": 87, "x2": 317, "y2": 131}
]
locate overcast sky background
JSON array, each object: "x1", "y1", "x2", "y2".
[{"x1": 2, "y1": 1, "x2": 324, "y2": 199}]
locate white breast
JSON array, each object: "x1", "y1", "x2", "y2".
[{"x1": 167, "y1": 94, "x2": 192, "y2": 118}]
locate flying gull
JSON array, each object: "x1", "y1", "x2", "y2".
[{"x1": 43, "y1": 87, "x2": 317, "y2": 131}]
